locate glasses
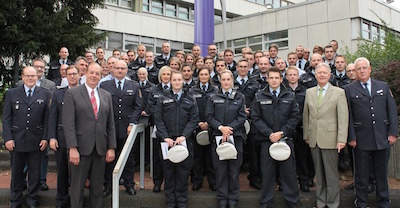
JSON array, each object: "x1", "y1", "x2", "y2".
[
  {"x1": 67, "y1": 73, "x2": 79, "y2": 76},
  {"x1": 114, "y1": 67, "x2": 127, "y2": 70},
  {"x1": 237, "y1": 66, "x2": 248, "y2": 68},
  {"x1": 33, "y1": 65, "x2": 45, "y2": 69},
  {"x1": 304, "y1": 52, "x2": 310, "y2": 54}
]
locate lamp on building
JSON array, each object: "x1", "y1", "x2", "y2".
[{"x1": 265, "y1": 3, "x2": 274, "y2": 9}]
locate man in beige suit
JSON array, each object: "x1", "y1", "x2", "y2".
[{"x1": 303, "y1": 63, "x2": 348, "y2": 208}]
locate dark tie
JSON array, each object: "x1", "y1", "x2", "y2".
[
  {"x1": 225, "y1": 91, "x2": 230, "y2": 97},
  {"x1": 272, "y1": 90, "x2": 277, "y2": 98},
  {"x1": 141, "y1": 82, "x2": 145, "y2": 87},
  {"x1": 91, "y1": 90, "x2": 98, "y2": 120},
  {"x1": 241, "y1": 79, "x2": 245, "y2": 85},
  {"x1": 27, "y1": 89, "x2": 32, "y2": 99},
  {"x1": 298, "y1": 60, "x2": 301, "y2": 69},
  {"x1": 228, "y1": 66, "x2": 232, "y2": 71},
  {"x1": 329, "y1": 63, "x2": 333, "y2": 68},
  {"x1": 62, "y1": 60, "x2": 65, "y2": 64},
  {"x1": 117, "y1": 81, "x2": 122, "y2": 91},
  {"x1": 185, "y1": 83, "x2": 189, "y2": 88},
  {"x1": 363, "y1": 83, "x2": 370, "y2": 97},
  {"x1": 174, "y1": 94, "x2": 179, "y2": 100},
  {"x1": 339, "y1": 74, "x2": 343, "y2": 79},
  {"x1": 202, "y1": 85, "x2": 206, "y2": 91},
  {"x1": 146, "y1": 67, "x2": 150, "y2": 71},
  {"x1": 262, "y1": 77, "x2": 266, "y2": 82},
  {"x1": 164, "y1": 85, "x2": 168, "y2": 89}
]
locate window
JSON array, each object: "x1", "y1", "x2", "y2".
[
  {"x1": 183, "y1": 42, "x2": 193, "y2": 53},
  {"x1": 371, "y1": 24, "x2": 379, "y2": 41},
  {"x1": 268, "y1": 31, "x2": 288, "y2": 41},
  {"x1": 178, "y1": 6, "x2": 189, "y2": 20},
  {"x1": 166, "y1": 3, "x2": 176, "y2": 17},
  {"x1": 362, "y1": 21, "x2": 371, "y2": 40},
  {"x1": 108, "y1": 32, "x2": 123, "y2": 50},
  {"x1": 380, "y1": 29, "x2": 385, "y2": 44},
  {"x1": 249, "y1": 35, "x2": 263, "y2": 51},
  {"x1": 121, "y1": 0, "x2": 132, "y2": 8},
  {"x1": 152, "y1": 0, "x2": 163, "y2": 14},
  {"x1": 124, "y1": 34, "x2": 139, "y2": 51},
  {"x1": 234, "y1": 38, "x2": 247, "y2": 54},
  {"x1": 143, "y1": 0, "x2": 149, "y2": 12},
  {"x1": 106, "y1": 0, "x2": 118, "y2": 5}
]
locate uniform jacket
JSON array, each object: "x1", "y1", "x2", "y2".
[
  {"x1": 155, "y1": 90, "x2": 199, "y2": 141},
  {"x1": 48, "y1": 87, "x2": 68, "y2": 148},
  {"x1": 251, "y1": 85, "x2": 300, "y2": 141},
  {"x1": 344, "y1": 79, "x2": 398, "y2": 150},
  {"x1": 128, "y1": 58, "x2": 146, "y2": 71},
  {"x1": 100, "y1": 79, "x2": 142, "y2": 139},
  {"x1": 303, "y1": 83, "x2": 348, "y2": 149},
  {"x1": 48, "y1": 59, "x2": 73, "y2": 81},
  {"x1": 139, "y1": 81, "x2": 155, "y2": 112},
  {"x1": 62, "y1": 85, "x2": 116, "y2": 156},
  {"x1": 147, "y1": 83, "x2": 167, "y2": 116},
  {"x1": 2, "y1": 85, "x2": 50, "y2": 152},
  {"x1": 132, "y1": 65, "x2": 159, "y2": 85},
  {"x1": 331, "y1": 73, "x2": 351, "y2": 88},
  {"x1": 189, "y1": 83, "x2": 218, "y2": 122},
  {"x1": 154, "y1": 55, "x2": 170, "y2": 69},
  {"x1": 299, "y1": 71, "x2": 318, "y2": 89},
  {"x1": 234, "y1": 77, "x2": 259, "y2": 108},
  {"x1": 206, "y1": 90, "x2": 247, "y2": 138},
  {"x1": 18, "y1": 78, "x2": 56, "y2": 93}
]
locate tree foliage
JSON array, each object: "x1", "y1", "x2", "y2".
[{"x1": 0, "y1": 0, "x2": 106, "y2": 85}]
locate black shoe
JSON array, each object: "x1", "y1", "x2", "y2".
[
  {"x1": 250, "y1": 180, "x2": 261, "y2": 190},
  {"x1": 300, "y1": 184, "x2": 310, "y2": 192},
  {"x1": 40, "y1": 183, "x2": 49, "y2": 191},
  {"x1": 103, "y1": 187, "x2": 111, "y2": 197},
  {"x1": 192, "y1": 184, "x2": 202, "y2": 191},
  {"x1": 153, "y1": 184, "x2": 161, "y2": 193},
  {"x1": 368, "y1": 184, "x2": 375, "y2": 193},
  {"x1": 126, "y1": 187, "x2": 136, "y2": 195},
  {"x1": 345, "y1": 183, "x2": 354, "y2": 190},
  {"x1": 229, "y1": 205, "x2": 236, "y2": 208},
  {"x1": 338, "y1": 161, "x2": 347, "y2": 171},
  {"x1": 308, "y1": 180, "x2": 315, "y2": 187},
  {"x1": 278, "y1": 185, "x2": 283, "y2": 191},
  {"x1": 210, "y1": 184, "x2": 217, "y2": 191},
  {"x1": 119, "y1": 178, "x2": 124, "y2": 185}
]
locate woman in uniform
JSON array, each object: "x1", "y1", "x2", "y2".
[
  {"x1": 155, "y1": 71, "x2": 199, "y2": 208},
  {"x1": 169, "y1": 57, "x2": 182, "y2": 72},
  {"x1": 189, "y1": 66, "x2": 218, "y2": 191},
  {"x1": 206, "y1": 70, "x2": 247, "y2": 208}
]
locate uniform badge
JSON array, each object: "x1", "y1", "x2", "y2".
[{"x1": 15, "y1": 101, "x2": 19, "y2": 110}]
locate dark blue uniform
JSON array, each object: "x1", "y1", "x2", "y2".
[
  {"x1": 48, "y1": 87, "x2": 69, "y2": 206},
  {"x1": 155, "y1": 90, "x2": 199, "y2": 208},
  {"x1": 189, "y1": 83, "x2": 218, "y2": 190},
  {"x1": 100, "y1": 79, "x2": 142, "y2": 192},
  {"x1": 2, "y1": 85, "x2": 50, "y2": 207},
  {"x1": 251, "y1": 85, "x2": 301, "y2": 207},
  {"x1": 345, "y1": 79, "x2": 398, "y2": 208},
  {"x1": 206, "y1": 90, "x2": 246, "y2": 207}
]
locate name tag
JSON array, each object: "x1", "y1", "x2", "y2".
[
  {"x1": 213, "y1": 99, "x2": 225, "y2": 104},
  {"x1": 193, "y1": 94, "x2": 202, "y2": 98},
  {"x1": 282, "y1": 100, "x2": 290, "y2": 103},
  {"x1": 127, "y1": 90, "x2": 133, "y2": 93},
  {"x1": 37, "y1": 99, "x2": 44, "y2": 104},
  {"x1": 260, "y1": 100, "x2": 272, "y2": 105},
  {"x1": 377, "y1": 89, "x2": 384, "y2": 95},
  {"x1": 154, "y1": 94, "x2": 160, "y2": 98},
  {"x1": 163, "y1": 99, "x2": 174, "y2": 104}
]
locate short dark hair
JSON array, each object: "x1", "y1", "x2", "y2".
[{"x1": 268, "y1": 66, "x2": 282, "y2": 78}]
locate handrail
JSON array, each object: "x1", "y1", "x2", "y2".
[{"x1": 112, "y1": 123, "x2": 145, "y2": 208}]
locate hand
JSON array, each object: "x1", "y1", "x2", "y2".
[
  {"x1": 127, "y1": 125, "x2": 133, "y2": 136},
  {"x1": 198, "y1": 122, "x2": 204, "y2": 128},
  {"x1": 245, "y1": 108, "x2": 250, "y2": 116},
  {"x1": 348, "y1": 140, "x2": 357, "y2": 148},
  {"x1": 199, "y1": 122, "x2": 208, "y2": 130},
  {"x1": 5, "y1": 140, "x2": 15, "y2": 151},
  {"x1": 220, "y1": 126, "x2": 233, "y2": 137},
  {"x1": 50, "y1": 138, "x2": 58, "y2": 151},
  {"x1": 269, "y1": 132, "x2": 282, "y2": 143},
  {"x1": 337, "y1": 142, "x2": 346, "y2": 153},
  {"x1": 39, "y1": 140, "x2": 48, "y2": 151},
  {"x1": 69, "y1": 147, "x2": 80, "y2": 166},
  {"x1": 105, "y1": 149, "x2": 115, "y2": 163},
  {"x1": 304, "y1": 139, "x2": 309, "y2": 144},
  {"x1": 175, "y1": 136, "x2": 186, "y2": 145},
  {"x1": 141, "y1": 111, "x2": 148, "y2": 116},
  {"x1": 389, "y1": 135, "x2": 398, "y2": 145},
  {"x1": 164, "y1": 138, "x2": 174, "y2": 147}
]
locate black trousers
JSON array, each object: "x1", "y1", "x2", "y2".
[
  {"x1": 153, "y1": 136, "x2": 164, "y2": 186},
  {"x1": 354, "y1": 148, "x2": 390, "y2": 208},
  {"x1": 10, "y1": 150, "x2": 42, "y2": 207},
  {"x1": 293, "y1": 129, "x2": 315, "y2": 185},
  {"x1": 104, "y1": 137, "x2": 135, "y2": 189},
  {"x1": 192, "y1": 137, "x2": 215, "y2": 187},
  {"x1": 54, "y1": 147, "x2": 69, "y2": 206},
  {"x1": 247, "y1": 128, "x2": 262, "y2": 183}
]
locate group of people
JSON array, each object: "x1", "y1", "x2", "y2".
[{"x1": 2, "y1": 40, "x2": 398, "y2": 208}]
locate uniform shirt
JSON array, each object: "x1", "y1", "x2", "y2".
[
  {"x1": 236, "y1": 76, "x2": 248, "y2": 85},
  {"x1": 269, "y1": 87, "x2": 280, "y2": 97},
  {"x1": 200, "y1": 83, "x2": 209, "y2": 91},
  {"x1": 115, "y1": 78, "x2": 126, "y2": 91},
  {"x1": 360, "y1": 78, "x2": 371, "y2": 95},
  {"x1": 24, "y1": 85, "x2": 36, "y2": 96},
  {"x1": 85, "y1": 83, "x2": 100, "y2": 110},
  {"x1": 162, "y1": 83, "x2": 170, "y2": 89}
]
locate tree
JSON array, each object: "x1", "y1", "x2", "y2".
[{"x1": 0, "y1": 0, "x2": 106, "y2": 85}]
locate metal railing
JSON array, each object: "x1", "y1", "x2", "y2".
[{"x1": 112, "y1": 122, "x2": 145, "y2": 208}]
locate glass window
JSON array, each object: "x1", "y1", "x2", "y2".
[
  {"x1": 249, "y1": 35, "x2": 262, "y2": 44},
  {"x1": 106, "y1": 0, "x2": 118, "y2": 5},
  {"x1": 183, "y1": 42, "x2": 193, "y2": 51},
  {"x1": 166, "y1": 3, "x2": 176, "y2": 17},
  {"x1": 179, "y1": 6, "x2": 189, "y2": 20},
  {"x1": 152, "y1": 0, "x2": 163, "y2": 14},
  {"x1": 250, "y1": 44, "x2": 262, "y2": 51},
  {"x1": 268, "y1": 30, "x2": 288, "y2": 41},
  {"x1": 371, "y1": 24, "x2": 379, "y2": 41},
  {"x1": 125, "y1": 42, "x2": 138, "y2": 51},
  {"x1": 380, "y1": 29, "x2": 385, "y2": 44},
  {"x1": 267, "y1": 40, "x2": 288, "y2": 48},
  {"x1": 273, "y1": 0, "x2": 280, "y2": 8},
  {"x1": 234, "y1": 38, "x2": 246, "y2": 46},
  {"x1": 121, "y1": 0, "x2": 132, "y2": 8},
  {"x1": 214, "y1": 14, "x2": 222, "y2": 22},
  {"x1": 143, "y1": 0, "x2": 149, "y2": 12},
  {"x1": 108, "y1": 32, "x2": 123, "y2": 50},
  {"x1": 362, "y1": 21, "x2": 370, "y2": 40}
]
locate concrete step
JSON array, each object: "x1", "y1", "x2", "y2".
[{"x1": 0, "y1": 188, "x2": 399, "y2": 208}]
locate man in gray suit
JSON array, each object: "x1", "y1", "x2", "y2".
[
  {"x1": 303, "y1": 63, "x2": 348, "y2": 208},
  {"x1": 63, "y1": 62, "x2": 116, "y2": 208}
]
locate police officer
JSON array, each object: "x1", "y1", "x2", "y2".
[
  {"x1": 3, "y1": 66, "x2": 50, "y2": 208},
  {"x1": 285, "y1": 66, "x2": 314, "y2": 192},
  {"x1": 345, "y1": 57, "x2": 398, "y2": 208},
  {"x1": 49, "y1": 65, "x2": 80, "y2": 208},
  {"x1": 254, "y1": 57, "x2": 270, "y2": 90},
  {"x1": 155, "y1": 71, "x2": 199, "y2": 208},
  {"x1": 206, "y1": 70, "x2": 246, "y2": 208},
  {"x1": 147, "y1": 66, "x2": 172, "y2": 192},
  {"x1": 132, "y1": 51, "x2": 159, "y2": 85},
  {"x1": 300, "y1": 53, "x2": 323, "y2": 88},
  {"x1": 182, "y1": 63, "x2": 197, "y2": 90},
  {"x1": 331, "y1": 55, "x2": 351, "y2": 89},
  {"x1": 210, "y1": 59, "x2": 226, "y2": 88},
  {"x1": 128, "y1": 44, "x2": 146, "y2": 71},
  {"x1": 251, "y1": 67, "x2": 301, "y2": 208},
  {"x1": 47, "y1": 47, "x2": 73, "y2": 82},
  {"x1": 189, "y1": 66, "x2": 218, "y2": 191},
  {"x1": 100, "y1": 60, "x2": 142, "y2": 196},
  {"x1": 155, "y1": 42, "x2": 171, "y2": 69}
]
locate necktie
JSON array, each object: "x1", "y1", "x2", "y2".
[
  {"x1": 185, "y1": 83, "x2": 189, "y2": 88},
  {"x1": 272, "y1": 90, "x2": 277, "y2": 98},
  {"x1": 202, "y1": 85, "x2": 206, "y2": 91},
  {"x1": 329, "y1": 63, "x2": 333, "y2": 68},
  {"x1": 262, "y1": 77, "x2": 266, "y2": 82},
  {"x1": 228, "y1": 66, "x2": 232, "y2": 71},
  {"x1": 241, "y1": 79, "x2": 245, "y2": 85},
  {"x1": 163, "y1": 85, "x2": 168, "y2": 89},
  {"x1": 225, "y1": 91, "x2": 230, "y2": 97},
  {"x1": 318, "y1": 88, "x2": 324, "y2": 106},
  {"x1": 174, "y1": 94, "x2": 179, "y2": 100},
  {"x1": 91, "y1": 90, "x2": 98, "y2": 120},
  {"x1": 298, "y1": 60, "x2": 301, "y2": 69},
  {"x1": 27, "y1": 89, "x2": 32, "y2": 98},
  {"x1": 141, "y1": 82, "x2": 145, "y2": 87},
  {"x1": 118, "y1": 81, "x2": 122, "y2": 91},
  {"x1": 146, "y1": 67, "x2": 150, "y2": 71},
  {"x1": 363, "y1": 83, "x2": 370, "y2": 97}
]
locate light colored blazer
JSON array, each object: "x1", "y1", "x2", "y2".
[{"x1": 303, "y1": 83, "x2": 348, "y2": 149}]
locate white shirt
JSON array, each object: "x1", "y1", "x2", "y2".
[
  {"x1": 317, "y1": 83, "x2": 329, "y2": 97},
  {"x1": 85, "y1": 83, "x2": 100, "y2": 111}
]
